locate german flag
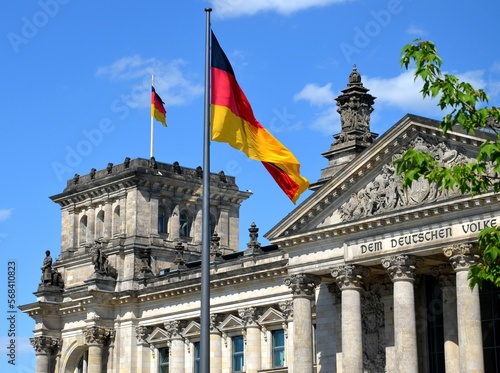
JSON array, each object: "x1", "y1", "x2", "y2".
[
  {"x1": 210, "y1": 32, "x2": 309, "y2": 203},
  {"x1": 151, "y1": 86, "x2": 167, "y2": 127}
]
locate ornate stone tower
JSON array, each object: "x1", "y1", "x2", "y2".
[{"x1": 310, "y1": 65, "x2": 378, "y2": 190}]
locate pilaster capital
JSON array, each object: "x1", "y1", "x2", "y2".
[
  {"x1": 430, "y1": 264, "x2": 456, "y2": 287},
  {"x1": 83, "y1": 326, "x2": 112, "y2": 346},
  {"x1": 30, "y1": 336, "x2": 60, "y2": 355},
  {"x1": 381, "y1": 255, "x2": 422, "y2": 282},
  {"x1": 164, "y1": 320, "x2": 187, "y2": 339},
  {"x1": 331, "y1": 264, "x2": 369, "y2": 290},
  {"x1": 238, "y1": 307, "x2": 261, "y2": 328},
  {"x1": 444, "y1": 243, "x2": 480, "y2": 272},
  {"x1": 284, "y1": 273, "x2": 321, "y2": 298},
  {"x1": 135, "y1": 326, "x2": 153, "y2": 344},
  {"x1": 278, "y1": 300, "x2": 293, "y2": 321},
  {"x1": 210, "y1": 314, "x2": 224, "y2": 334}
]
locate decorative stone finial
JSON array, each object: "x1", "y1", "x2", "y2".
[
  {"x1": 245, "y1": 222, "x2": 262, "y2": 255},
  {"x1": 348, "y1": 64, "x2": 362, "y2": 86}
]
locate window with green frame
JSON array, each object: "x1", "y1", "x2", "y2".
[
  {"x1": 232, "y1": 335, "x2": 244, "y2": 372},
  {"x1": 158, "y1": 347, "x2": 169, "y2": 373},
  {"x1": 272, "y1": 329, "x2": 285, "y2": 367}
]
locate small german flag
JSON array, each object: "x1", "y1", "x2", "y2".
[{"x1": 151, "y1": 86, "x2": 167, "y2": 127}]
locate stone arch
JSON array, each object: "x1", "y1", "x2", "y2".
[{"x1": 60, "y1": 340, "x2": 87, "y2": 373}]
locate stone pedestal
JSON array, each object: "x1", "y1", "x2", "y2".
[
  {"x1": 285, "y1": 274, "x2": 321, "y2": 373},
  {"x1": 382, "y1": 255, "x2": 420, "y2": 373},
  {"x1": 331, "y1": 265, "x2": 369, "y2": 373},
  {"x1": 445, "y1": 244, "x2": 484, "y2": 373}
]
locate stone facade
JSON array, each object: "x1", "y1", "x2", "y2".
[{"x1": 21, "y1": 67, "x2": 499, "y2": 372}]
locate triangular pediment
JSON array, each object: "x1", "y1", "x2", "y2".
[
  {"x1": 219, "y1": 314, "x2": 244, "y2": 332},
  {"x1": 182, "y1": 321, "x2": 200, "y2": 338},
  {"x1": 257, "y1": 307, "x2": 285, "y2": 326},
  {"x1": 265, "y1": 114, "x2": 494, "y2": 247},
  {"x1": 146, "y1": 327, "x2": 169, "y2": 344}
]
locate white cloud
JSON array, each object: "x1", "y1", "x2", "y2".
[
  {"x1": 363, "y1": 70, "x2": 441, "y2": 116},
  {"x1": 210, "y1": 0, "x2": 349, "y2": 18},
  {"x1": 309, "y1": 106, "x2": 341, "y2": 134},
  {"x1": 0, "y1": 209, "x2": 12, "y2": 222},
  {"x1": 96, "y1": 56, "x2": 203, "y2": 108},
  {"x1": 294, "y1": 83, "x2": 334, "y2": 106},
  {"x1": 406, "y1": 25, "x2": 427, "y2": 37}
]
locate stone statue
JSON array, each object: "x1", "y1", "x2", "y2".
[
  {"x1": 91, "y1": 241, "x2": 110, "y2": 275},
  {"x1": 41, "y1": 250, "x2": 52, "y2": 284},
  {"x1": 39, "y1": 250, "x2": 64, "y2": 289}
]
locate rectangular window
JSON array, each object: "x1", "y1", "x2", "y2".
[
  {"x1": 232, "y1": 335, "x2": 244, "y2": 372},
  {"x1": 272, "y1": 329, "x2": 285, "y2": 368},
  {"x1": 158, "y1": 347, "x2": 169, "y2": 373},
  {"x1": 193, "y1": 342, "x2": 200, "y2": 373}
]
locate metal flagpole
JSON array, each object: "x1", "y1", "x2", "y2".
[
  {"x1": 150, "y1": 74, "x2": 155, "y2": 158},
  {"x1": 200, "y1": 7, "x2": 212, "y2": 373}
]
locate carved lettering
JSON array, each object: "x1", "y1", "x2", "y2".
[
  {"x1": 461, "y1": 218, "x2": 497, "y2": 234},
  {"x1": 361, "y1": 241, "x2": 383, "y2": 253}
]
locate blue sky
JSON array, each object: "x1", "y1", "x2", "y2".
[{"x1": 1, "y1": 0, "x2": 500, "y2": 369}]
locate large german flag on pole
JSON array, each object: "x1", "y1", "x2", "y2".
[{"x1": 210, "y1": 32, "x2": 309, "y2": 203}]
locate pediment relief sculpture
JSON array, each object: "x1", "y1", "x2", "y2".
[{"x1": 338, "y1": 137, "x2": 484, "y2": 222}]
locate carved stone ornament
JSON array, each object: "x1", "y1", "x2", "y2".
[
  {"x1": 238, "y1": 307, "x2": 261, "y2": 327},
  {"x1": 84, "y1": 326, "x2": 112, "y2": 346},
  {"x1": 331, "y1": 265, "x2": 370, "y2": 290},
  {"x1": 444, "y1": 243, "x2": 480, "y2": 271},
  {"x1": 338, "y1": 136, "x2": 481, "y2": 222},
  {"x1": 278, "y1": 300, "x2": 293, "y2": 321},
  {"x1": 135, "y1": 326, "x2": 153, "y2": 343},
  {"x1": 382, "y1": 255, "x2": 422, "y2": 282},
  {"x1": 210, "y1": 314, "x2": 223, "y2": 334},
  {"x1": 164, "y1": 320, "x2": 187, "y2": 339},
  {"x1": 30, "y1": 336, "x2": 60, "y2": 355},
  {"x1": 284, "y1": 273, "x2": 321, "y2": 298}
]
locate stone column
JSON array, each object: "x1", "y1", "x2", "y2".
[
  {"x1": 210, "y1": 314, "x2": 223, "y2": 372},
  {"x1": 331, "y1": 265, "x2": 369, "y2": 373},
  {"x1": 104, "y1": 200, "x2": 112, "y2": 239},
  {"x1": 118, "y1": 193, "x2": 127, "y2": 237},
  {"x1": 238, "y1": 307, "x2": 262, "y2": 373},
  {"x1": 444, "y1": 243, "x2": 484, "y2": 373},
  {"x1": 382, "y1": 255, "x2": 421, "y2": 373},
  {"x1": 135, "y1": 326, "x2": 153, "y2": 373},
  {"x1": 284, "y1": 273, "x2": 321, "y2": 373},
  {"x1": 431, "y1": 264, "x2": 459, "y2": 373},
  {"x1": 84, "y1": 326, "x2": 111, "y2": 373},
  {"x1": 170, "y1": 204, "x2": 180, "y2": 240},
  {"x1": 30, "y1": 336, "x2": 58, "y2": 373},
  {"x1": 86, "y1": 205, "x2": 96, "y2": 244},
  {"x1": 164, "y1": 321, "x2": 186, "y2": 372}
]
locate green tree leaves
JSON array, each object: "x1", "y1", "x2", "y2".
[{"x1": 396, "y1": 39, "x2": 500, "y2": 288}]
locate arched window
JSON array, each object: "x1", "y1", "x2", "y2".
[
  {"x1": 179, "y1": 211, "x2": 191, "y2": 237},
  {"x1": 209, "y1": 214, "x2": 217, "y2": 236},
  {"x1": 79, "y1": 215, "x2": 88, "y2": 246},
  {"x1": 113, "y1": 205, "x2": 120, "y2": 236},
  {"x1": 77, "y1": 349, "x2": 88, "y2": 373},
  {"x1": 96, "y1": 210, "x2": 105, "y2": 239},
  {"x1": 158, "y1": 206, "x2": 167, "y2": 234}
]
